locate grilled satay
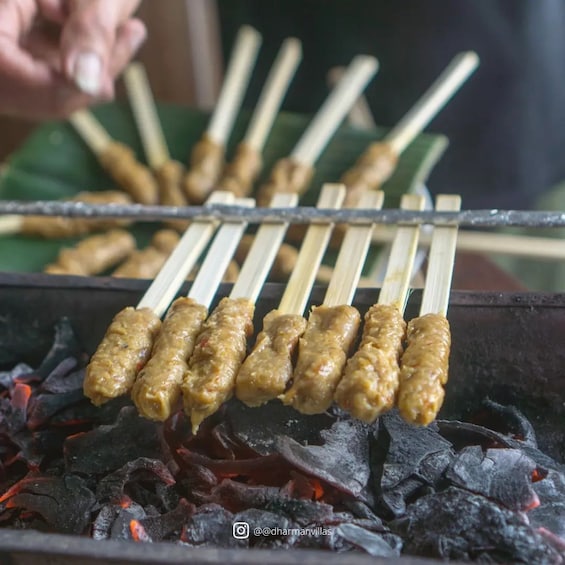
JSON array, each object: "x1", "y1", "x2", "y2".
[
  {"x1": 113, "y1": 229, "x2": 180, "y2": 279},
  {"x1": 183, "y1": 135, "x2": 226, "y2": 203},
  {"x1": 98, "y1": 141, "x2": 159, "y2": 205},
  {"x1": 132, "y1": 197, "x2": 253, "y2": 421},
  {"x1": 236, "y1": 184, "x2": 345, "y2": 406},
  {"x1": 19, "y1": 191, "x2": 132, "y2": 238},
  {"x1": 334, "y1": 194, "x2": 425, "y2": 422},
  {"x1": 255, "y1": 55, "x2": 378, "y2": 207},
  {"x1": 83, "y1": 192, "x2": 235, "y2": 408},
  {"x1": 397, "y1": 195, "x2": 461, "y2": 425},
  {"x1": 155, "y1": 159, "x2": 191, "y2": 230},
  {"x1": 280, "y1": 191, "x2": 383, "y2": 414},
  {"x1": 183, "y1": 193, "x2": 297, "y2": 432},
  {"x1": 45, "y1": 229, "x2": 136, "y2": 276}
]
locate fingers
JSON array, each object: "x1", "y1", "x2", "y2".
[{"x1": 60, "y1": 0, "x2": 144, "y2": 96}]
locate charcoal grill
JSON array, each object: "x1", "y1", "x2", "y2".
[{"x1": 0, "y1": 272, "x2": 564, "y2": 564}]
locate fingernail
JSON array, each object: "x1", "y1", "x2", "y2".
[{"x1": 72, "y1": 52, "x2": 102, "y2": 96}]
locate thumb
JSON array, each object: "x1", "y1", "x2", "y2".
[{"x1": 60, "y1": 0, "x2": 140, "y2": 96}]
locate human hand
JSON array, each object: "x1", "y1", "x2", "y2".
[{"x1": 0, "y1": 0, "x2": 146, "y2": 119}]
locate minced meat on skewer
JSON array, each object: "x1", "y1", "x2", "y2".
[
  {"x1": 255, "y1": 158, "x2": 314, "y2": 207},
  {"x1": 183, "y1": 136, "x2": 226, "y2": 204},
  {"x1": 235, "y1": 184, "x2": 345, "y2": 407},
  {"x1": 334, "y1": 194, "x2": 425, "y2": 422},
  {"x1": 21, "y1": 191, "x2": 132, "y2": 238},
  {"x1": 45, "y1": 229, "x2": 136, "y2": 276},
  {"x1": 217, "y1": 143, "x2": 262, "y2": 197}
]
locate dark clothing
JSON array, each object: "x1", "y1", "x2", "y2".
[{"x1": 217, "y1": 0, "x2": 565, "y2": 209}]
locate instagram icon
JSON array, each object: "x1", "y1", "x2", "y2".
[{"x1": 232, "y1": 521, "x2": 250, "y2": 539}]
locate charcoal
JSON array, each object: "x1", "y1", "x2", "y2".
[
  {"x1": 37, "y1": 319, "x2": 83, "y2": 379},
  {"x1": 335, "y1": 523, "x2": 402, "y2": 557},
  {"x1": 0, "y1": 474, "x2": 96, "y2": 534},
  {"x1": 181, "y1": 503, "x2": 246, "y2": 548},
  {"x1": 64, "y1": 407, "x2": 164, "y2": 474},
  {"x1": 265, "y1": 497, "x2": 335, "y2": 527},
  {"x1": 227, "y1": 400, "x2": 335, "y2": 456},
  {"x1": 27, "y1": 389, "x2": 86, "y2": 430},
  {"x1": 445, "y1": 446, "x2": 540, "y2": 511},
  {"x1": 96, "y1": 458, "x2": 175, "y2": 503},
  {"x1": 0, "y1": 363, "x2": 34, "y2": 390},
  {"x1": 275, "y1": 420, "x2": 371, "y2": 498},
  {"x1": 41, "y1": 364, "x2": 83, "y2": 394},
  {"x1": 109, "y1": 501, "x2": 147, "y2": 540},
  {"x1": 139, "y1": 498, "x2": 195, "y2": 541},
  {"x1": 6, "y1": 383, "x2": 32, "y2": 433},
  {"x1": 477, "y1": 399, "x2": 538, "y2": 446},
  {"x1": 379, "y1": 477, "x2": 427, "y2": 518},
  {"x1": 235, "y1": 507, "x2": 297, "y2": 548},
  {"x1": 392, "y1": 486, "x2": 562, "y2": 563},
  {"x1": 529, "y1": 469, "x2": 565, "y2": 538},
  {"x1": 10, "y1": 427, "x2": 71, "y2": 469},
  {"x1": 202, "y1": 478, "x2": 284, "y2": 513},
  {"x1": 92, "y1": 504, "x2": 118, "y2": 540}
]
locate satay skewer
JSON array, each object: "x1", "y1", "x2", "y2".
[
  {"x1": 0, "y1": 191, "x2": 133, "y2": 238},
  {"x1": 281, "y1": 190, "x2": 385, "y2": 414},
  {"x1": 181, "y1": 192, "x2": 299, "y2": 433},
  {"x1": 184, "y1": 25, "x2": 262, "y2": 203},
  {"x1": 334, "y1": 194, "x2": 426, "y2": 421},
  {"x1": 236, "y1": 183, "x2": 346, "y2": 406},
  {"x1": 131, "y1": 197, "x2": 255, "y2": 421},
  {"x1": 218, "y1": 37, "x2": 302, "y2": 197},
  {"x1": 397, "y1": 194, "x2": 461, "y2": 425},
  {"x1": 340, "y1": 51, "x2": 479, "y2": 207},
  {"x1": 83, "y1": 190, "x2": 234, "y2": 406},
  {"x1": 69, "y1": 110, "x2": 159, "y2": 205},
  {"x1": 256, "y1": 54, "x2": 379, "y2": 206},
  {"x1": 123, "y1": 62, "x2": 189, "y2": 218}
]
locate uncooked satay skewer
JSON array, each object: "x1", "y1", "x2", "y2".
[
  {"x1": 184, "y1": 26, "x2": 262, "y2": 203},
  {"x1": 69, "y1": 110, "x2": 159, "y2": 205},
  {"x1": 182, "y1": 192, "x2": 298, "y2": 433},
  {"x1": 256, "y1": 54, "x2": 379, "y2": 206},
  {"x1": 397, "y1": 194, "x2": 461, "y2": 425},
  {"x1": 123, "y1": 62, "x2": 189, "y2": 218},
  {"x1": 131, "y1": 198, "x2": 254, "y2": 421},
  {"x1": 334, "y1": 194, "x2": 426, "y2": 422},
  {"x1": 218, "y1": 37, "x2": 302, "y2": 197},
  {"x1": 340, "y1": 52, "x2": 479, "y2": 206},
  {"x1": 0, "y1": 191, "x2": 132, "y2": 238},
  {"x1": 281, "y1": 191, "x2": 384, "y2": 414},
  {"x1": 83, "y1": 191, "x2": 234, "y2": 406},
  {"x1": 236, "y1": 183, "x2": 346, "y2": 406}
]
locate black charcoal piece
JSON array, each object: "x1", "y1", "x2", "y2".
[
  {"x1": 109, "y1": 500, "x2": 147, "y2": 540},
  {"x1": 0, "y1": 363, "x2": 33, "y2": 390},
  {"x1": 2, "y1": 474, "x2": 95, "y2": 534},
  {"x1": 139, "y1": 499, "x2": 195, "y2": 542},
  {"x1": 64, "y1": 407, "x2": 164, "y2": 474},
  {"x1": 529, "y1": 469, "x2": 565, "y2": 538},
  {"x1": 41, "y1": 364, "x2": 83, "y2": 394},
  {"x1": 275, "y1": 419, "x2": 371, "y2": 498},
  {"x1": 265, "y1": 497, "x2": 335, "y2": 527},
  {"x1": 335, "y1": 523, "x2": 402, "y2": 558},
  {"x1": 181, "y1": 503, "x2": 246, "y2": 548},
  {"x1": 27, "y1": 389, "x2": 86, "y2": 430},
  {"x1": 37, "y1": 319, "x2": 83, "y2": 379},
  {"x1": 235, "y1": 507, "x2": 296, "y2": 548},
  {"x1": 478, "y1": 399, "x2": 538, "y2": 446},
  {"x1": 392, "y1": 487, "x2": 562, "y2": 563},
  {"x1": 446, "y1": 446, "x2": 540, "y2": 511},
  {"x1": 202, "y1": 479, "x2": 284, "y2": 513}
]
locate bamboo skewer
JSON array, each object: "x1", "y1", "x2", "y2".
[
  {"x1": 131, "y1": 197, "x2": 254, "y2": 421},
  {"x1": 281, "y1": 191, "x2": 384, "y2": 414},
  {"x1": 83, "y1": 190, "x2": 235, "y2": 407},
  {"x1": 340, "y1": 51, "x2": 479, "y2": 207},
  {"x1": 334, "y1": 194, "x2": 425, "y2": 421},
  {"x1": 256, "y1": 54, "x2": 379, "y2": 206},
  {"x1": 184, "y1": 26, "x2": 262, "y2": 203},
  {"x1": 235, "y1": 183, "x2": 346, "y2": 406},
  {"x1": 217, "y1": 37, "x2": 302, "y2": 197},
  {"x1": 69, "y1": 109, "x2": 159, "y2": 205},
  {"x1": 182, "y1": 191, "x2": 298, "y2": 433},
  {"x1": 397, "y1": 194, "x2": 462, "y2": 426}
]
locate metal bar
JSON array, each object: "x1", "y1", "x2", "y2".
[{"x1": 1, "y1": 200, "x2": 565, "y2": 228}]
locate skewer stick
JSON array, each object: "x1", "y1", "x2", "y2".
[
  {"x1": 323, "y1": 190, "x2": 385, "y2": 307},
  {"x1": 123, "y1": 63, "x2": 170, "y2": 170},
  {"x1": 187, "y1": 198, "x2": 255, "y2": 308},
  {"x1": 278, "y1": 184, "x2": 346, "y2": 315},
  {"x1": 377, "y1": 194, "x2": 426, "y2": 310},
  {"x1": 137, "y1": 191, "x2": 234, "y2": 317},
  {"x1": 244, "y1": 38, "x2": 302, "y2": 151},
  {"x1": 68, "y1": 110, "x2": 112, "y2": 155},
  {"x1": 230, "y1": 192, "x2": 299, "y2": 302},
  {"x1": 206, "y1": 25, "x2": 262, "y2": 145},
  {"x1": 420, "y1": 195, "x2": 462, "y2": 316},
  {"x1": 386, "y1": 52, "x2": 479, "y2": 154},
  {"x1": 291, "y1": 55, "x2": 379, "y2": 166},
  {"x1": 0, "y1": 216, "x2": 22, "y2": 235}
]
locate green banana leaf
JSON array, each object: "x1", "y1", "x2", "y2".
[{"x1": 0, "y1": 102, "x2": 448, "y2": 274}]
